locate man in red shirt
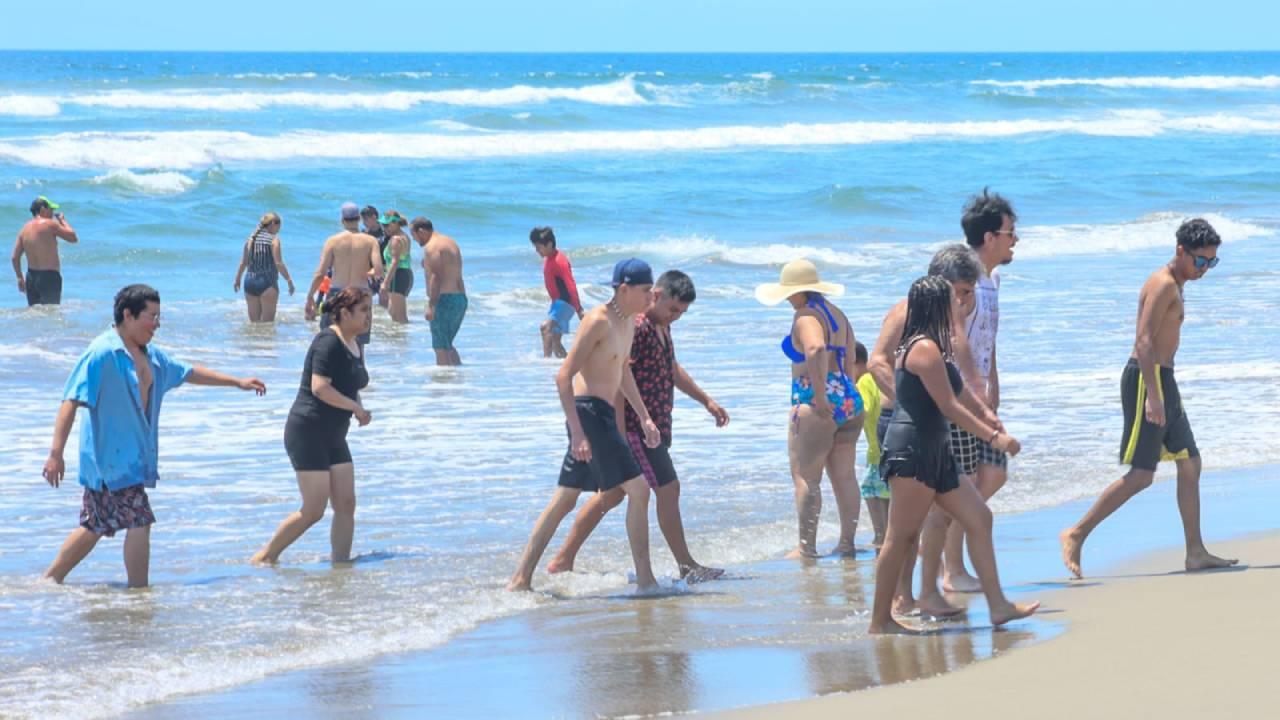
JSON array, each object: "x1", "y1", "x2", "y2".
[
  {"x1": 531, "y1": 227, "x2": 584, "y2": 358},
  {"x1": 546, "y1": 270, "x2": 730, "y2": 582}
]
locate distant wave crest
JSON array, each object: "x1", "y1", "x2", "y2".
[{"x1": 973, "y1": 75, "x2": 1280, "y2": 91}]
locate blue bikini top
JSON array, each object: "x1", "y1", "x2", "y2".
[{"x1": 781, "y1": 295, "x2": 849, "y2": 376}]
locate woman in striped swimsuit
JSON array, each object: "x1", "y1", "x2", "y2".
[{"x1": 233, "y1": 211, "x2": 296, "y2": 322}]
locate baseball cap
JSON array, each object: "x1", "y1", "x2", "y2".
[
  {"x1": 31, "y1": 196, "x2": 59, "y2": 214},
  {"x1": 340, "y1": 202, "x2": 360, "y2": 221},
  {"x1": 611, "y1": 258, "x2": 654, "y2": 288}
]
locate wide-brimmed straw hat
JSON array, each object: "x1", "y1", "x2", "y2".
[{"x1": 754, "y1": 259, "x2": 844, "y2": 305}]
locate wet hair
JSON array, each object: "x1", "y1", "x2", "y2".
[
  {"x1": 656, "y1": 269, "x2": 696, "y2": 303},
  {"x1": 114, "y1": 284, "x2": 161, "y2": 325},
  {"x1": 928, "y1": 243, "x2": 982, "y2": 285},
  {"x1": 411, "y1": 216, "x2": 434, "y2": 233},
  {"x1": 897, "y1": 275, "x2": 954, "y2": 360},
  {"x1": 1176, "y1": 218, "x2": 1221, "y2": 250},
  {"x1": 961, "y1": 187, "x2": 1017, "y2": 249},
  {"x1": 326, "y1": 286, "x2": 371, "y2": 323},
  {"x1": 247, "y1": 211, "x2": 281, "y2": 245},
  {"x1": 530, "y1": 226, "x2": 556, "y2": 248},
  {"x1": 854, "y1": 341, "x2": 869, "y2": 365},
  {"x1": 360, "y1": 205, "x2": 378, "y2": 219}
]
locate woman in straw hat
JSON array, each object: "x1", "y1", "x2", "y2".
[
  {"x1": 869, "y1": 275, "x2": 1037, "y2": 633},
  {"x1": 756, "y1": 259, "x2": 865, "y2": 558}
]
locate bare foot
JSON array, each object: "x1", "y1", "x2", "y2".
[
  {"x1": 249, "y1": 550, "x2": 277, "y2": 566},
  {"x1": 680, "y1": 565, "x2": 725, "y2": 583},
  {"x1": 918, "y1": 593, "x2": 965, "y2": 619},
  {"x1": 546, "y1": 556, "x2": 573, "y2": 574},
  {"x1": 990, "y1": 600, "x2": 1040, "y2": 626},
  {"x1": 892, "y1": 595, "x2": 919, "y2": 617},
  {"x1": 634, "y1": 578, "x2": 661, "y2": 595},
  {"x1": 869, "y1": 618, "x2": 919, "y2": 635},
  {"x1": 785, "y1": 546, "x2": 820, "y2": 560},
  {"x1": 1060, "y1": 528, "x2": 1083, "y2": 579},
  {"x1": 942, "y1": 571, "x2": 983, "y2": 593},
  {"x1": 506, "y1": 577, "x2": 533, "y2": 592},
  {"x1": 831, "y1": 541, "x2": 857, "y2": 557},
  {"x1": 1186, "y1": 550, "x2": 1238, "y2": 572}
]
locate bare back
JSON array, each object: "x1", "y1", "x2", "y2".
[
  {"x1": 17, "y1": 218, "x2": 65, "y2": 271},
  {"x1": 789, "y1": 299, "x2": 855, "y2": 380},
  {"x1": 425, "y1": 233, "x2": 465, "y2": 295},
  {"x1": 571, "y1": 305, "x2": 635, "y2": 399},
  {"x1": 323, "y1": 230, "x2": 381, "y2": 289},
  {"x1": 1133, "y1": 266, "x2": 1184, "y2": 366}
]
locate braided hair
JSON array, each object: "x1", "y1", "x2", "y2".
[
  {"x1": 897, "y1": 275, "x2": 954, "y2": 360},
  {"x1": 246, "y1": 211, "x2": 281, "y2": 247}
]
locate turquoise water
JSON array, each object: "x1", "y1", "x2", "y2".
[{"x1": 1, "y1": 52, "x2": 1279, "y2": 718}]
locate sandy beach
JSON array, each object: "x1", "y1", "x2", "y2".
[{"x1": 725, "y1": 534, "x2": 1279, "y2": 720}]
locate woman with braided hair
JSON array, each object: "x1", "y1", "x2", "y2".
[{"x1": 233, "y1": 211, "x2": 296, "y2": 322}]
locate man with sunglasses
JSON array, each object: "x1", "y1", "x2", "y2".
[{"x1": 1062, "y1": 218, "x2": 1235, "y2": 578}]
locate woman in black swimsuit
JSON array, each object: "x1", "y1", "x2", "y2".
[
  {"x1": 252, "y1": 287, "x2": 373, "y2": 565},
  {"x1": 869, "y1": 276, "x2": 1038, "y2": 634}
]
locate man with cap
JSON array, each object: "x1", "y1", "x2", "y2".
[
  {"x1": 12, "y1": 196, "x2": 79, "y2": 306},
  {"x1": 304, "y1": 203, "x2": 383, "y2": 347},
  {"x1": 509, "y1": 258, "x2": 664, "y2": 593}
]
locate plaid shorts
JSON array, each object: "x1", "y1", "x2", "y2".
[
  {"x1": 949, "y1": 425, "x2": 1007, "y2": 476},
  {"x1": 80, "y1": 486, "x2": 155, "y2": 537}
]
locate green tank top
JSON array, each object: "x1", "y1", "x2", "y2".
[{"x1": 383, "y1": 235, "x2": 412, "y2": 271}]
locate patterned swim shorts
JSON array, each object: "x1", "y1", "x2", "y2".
[
  {"x1": 80, "y1": 486, "x2": 155, "y2": 537},
  {"x1": 860, "y1": 463, "x2": 891, "y2": 500}
]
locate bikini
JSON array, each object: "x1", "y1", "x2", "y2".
[{"x1": 782, "y1": 295, "x2": 864, "y2": 427}]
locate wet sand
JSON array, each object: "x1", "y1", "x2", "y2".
[{"x1": 127, "y1": 464, "x2": 1280, "y2": 719}]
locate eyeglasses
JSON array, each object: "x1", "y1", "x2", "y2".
[
  {"x1": 139, "y1": 311, "x2": 161, "y2": 324},
  {"x1": 1190, "y1": 253, "x2": 1219, "y2": 270},
  {"x1": 992, "y1": 230, "x2": 1018, "y2": 239}
]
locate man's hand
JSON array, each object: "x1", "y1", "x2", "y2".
[
  {"x1": 1144, "y1": 393, "x2": 1166, "y2": 427},
  {"x1": 43, "y1": 451, "x2": 65, "y2": 488},
  {"x1": 576, "y1": 308, "x2": 585, "y2": 320},
  {"x1": 571, "y1": 429, "x2": 592, "y2": 461},
  {"x1": 16, "y1": 276, "x2": 24, "y2": 293},
  {"x1": 642, "y1": 418, "x2": 660, "y2": 448},
  {"x1": 304, "y1": 300, "x2": 316, "y2": 321},
  {"x1": 426, "y1": 306, "x2": 435, "y2": 322},
  {"x1": 706, "y1": 399, "x2": 730, "y2": 428},
  {"x1": 287, "y1": 281, "x2": 296, "y2": 296},
  {"x1": 237, "y1": 377, "x2": 267, "y2": 395}
]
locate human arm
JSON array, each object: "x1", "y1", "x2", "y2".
[
  {"x1": 988, "y1": 339, "x2": 1000, "y2": 411},
  {"x1": 309, "y1": 373, "x2": 369, "y2": 424},
  {"x1": 187, "y1": 366, "x2": 266, "y2": 394},
  {"x1": 793, "y1": 311, "x2": 834, "y2": 418},
  {"x1": 52, "y1": 215, "x2": 78, "y2": 243},
  {"x1": 555, "y1": 312, "x2": 605, "y2": 460},
  {"x1": 556, "y1": 254, "x2": 584, "y2": 315},
  {"x1": 907, "y1": 339, "x2": 1020, "y2": 456},
  {"x1": 42, "y1": 400, "x2": 81, "y2": 487},
  {"x1": 304, "y1": 242, "x2": 333, "y2": 317},
  {"x1": 233, "y1": 239, "x2": 249, "y2": 292},
  {"x1": 868, "y1": 304, "x2": 904, "y2": 406},
  {"x1": 425, "y1": 247, "x2": 442, "y2": 321},
  {"x1": 11, "y1": 233, "x2": 23, "y2": 292},
  {"x1": 370, "y1": 237, "x2": 385, "y2": 283},
  {"x1": 380, "y1": 236, "x2": 404, "y2": 293},
  {"x1": 621, "y1": 362, "x2": 660, "y2": 447},
  {"x1": 1134, "y1": 279, "x2": 1177, "y2": 426},
  {"x1": 674, "y1": 359, "x2": 729, "y2": 427},
  {"x1": 272, "y1": 238, "x2": 295, "y2": 294}
]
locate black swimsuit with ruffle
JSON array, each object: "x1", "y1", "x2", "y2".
[{"x1": 880, "y1": 338, "x2": 964, "y2": 494}]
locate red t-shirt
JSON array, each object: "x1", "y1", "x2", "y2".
[
  {"x1": 542, "y1": 250, "x2": 581, "y2": 311},
  {"x1": 624, "y1": 315, "x2": 675, "y2": 444}
]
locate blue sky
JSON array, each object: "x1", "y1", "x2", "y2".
[{"x1": 11, "y1": 0, "x2": 1280, "y2": 52}]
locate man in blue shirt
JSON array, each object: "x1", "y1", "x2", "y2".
[{"x1": 41, "y1": 284, "x2": 266, "y2": 588}]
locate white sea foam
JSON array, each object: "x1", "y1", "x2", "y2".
[
  {"x1": 973, "y1": 74, "x2": 1280, "y2": 91},
  {"x1": 88, "y1": 168, "x2": 198, "y2": 195},
  {"x1": 1013, "y1": 211, "x2": 1271, "y2": 259},
  {"x1": 7, "y1": 111, "x2": 1280, "y2": 169},
  {"x1": 0, "y1": 95, "x2": 61, "y2": 117}
]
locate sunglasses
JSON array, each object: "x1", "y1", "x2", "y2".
[{"x1": 1190, "y1": 253, "x2": 1220, "y2": 270}]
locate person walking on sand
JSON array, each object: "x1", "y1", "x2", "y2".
[
  {"x1": 379, "y1": 211, "x2": 413, "y2": 323},
  {"x1": 253, "y1": 287, "x2": 374, "y2": 565},
  {"x1": 304, "y1": 203, "x2": 383, "y2": 347},
  {"x1": 413, "y1": 217, "x2": 468, "y2": 365},
  {"x1": 869, "y1": 275, "x2": 1037, "y2": 634},
  {"x1": 531, "y1": 227, "x2": 584, "y2": 358},
  {"x1": 41, "y1": 284, "x2": 265, "y2": 588},
  {"x1": 756, "y1": 259, "x2": 864, "y2": 559},
  {"x1": 508, "y1": 259, "x2": 662, "y2": 593},
  {"x1": 1061, "y1": 219, "x2": 1237, "y2": 579},
  {"x1": 12, "y1": 196, "x2": 78, "y2": 306},
  {"x1": 546, "y1": 270, "x2": 729, "y2": 582},
  {"x1": 233, "y1": 211, "x2": 296, "y2": 322}
]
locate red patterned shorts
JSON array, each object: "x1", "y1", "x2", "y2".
[{"x1": 80, "y1": 486, "x2": 155, "y2": 537}]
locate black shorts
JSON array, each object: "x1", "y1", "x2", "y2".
[
  {"x1": 25, "y1": 269, "x2": 62, "y2": 305},
  {"x1": 1120, "y1": 359, "x2": 1198, "y2": 471},
  {"x1": 243, "y1": 270, "x2": 278, "y2": 297},
  {"x1": 558, "y1": 397, "x2": 644, "y2": 492},
  {"x1": 625, "y1": 432, "x2": 678, "y2": 489},
  {"x1": 319, "y1": 289, "x2": 371, "y2": 346},
  {"x1": 284, "y1": 413, "x2": 353, "y2": 471},
  {"x1": 387, "y1": 268, "x2": 414, "y2": 296}
]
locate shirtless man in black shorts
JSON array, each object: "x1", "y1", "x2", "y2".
[
  {"x1": 1061, "y1": 218, "x2": 1237, "y2": 578},
  {"x1": 508, "y1": 258, "x2": 662, "y2": 593},
  {"x1": 12, "y1": 196, "x2": 78, "y2": 305}
]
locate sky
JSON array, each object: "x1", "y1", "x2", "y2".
[{"x1": 8, "y1": 0, "x2": 1280, "y2": 52}]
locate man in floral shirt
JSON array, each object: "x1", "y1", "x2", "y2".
[{"x1": 547, "y1": 270, "x2": 730, "y2": 582}]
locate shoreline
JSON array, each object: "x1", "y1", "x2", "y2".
[{"x1": 123, "y1": 463, "x2": 1280, "y2": 719}]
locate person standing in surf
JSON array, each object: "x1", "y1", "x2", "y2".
[
  {"x1": 531, "y1": 227, "x2": 584, "y2": 358},
  {"x1": 233, "y1": 211, "x2": 296, "y2": 323},
  {"x1": 12, "y1": 196, "x2": 78, "y2": 306}
]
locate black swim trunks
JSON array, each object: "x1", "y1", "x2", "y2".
[
  {"x1": 559, "y1": 396, "x2": 644, "y2": 492},
  {"x1": 1120, "y1": 358, "x2": 1198, "y2": 471},
  {"x1": 25, "y1": 269, "x2": 62, "y2": 306},
  {"x1": 625, "y1": 432, "x2": 678, "y2": 489}
]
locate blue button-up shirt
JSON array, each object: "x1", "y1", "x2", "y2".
[{"x1": 62, "y1": 328, "x2": 193, "y2": 492}]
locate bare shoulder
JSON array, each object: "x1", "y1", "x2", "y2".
[
  {"x1": 1141, "y1": 268, "x2": 1179, "y2": 304},
  {"x1": 903, "y1": 336, "x2": 943, "y2": 369}
]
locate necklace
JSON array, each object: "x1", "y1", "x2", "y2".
[{"x1": 607, "y1": 299, "x2": 623, "y2": 320}]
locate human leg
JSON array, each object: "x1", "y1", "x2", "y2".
[
  {"x1": 388, "y1": 292, "x2": 408, "y2": 323},
  {"x1": 507, "y1": 487, "x2": 581, "y2": 591},
  {"x1": 259, "y1": 286, "x2": 280, "y2": 323},
  {"x1": 869, "y1": 476, "x2": 935, "y2": 634},
  {"x1": 653, "y1": 480, "x2": 723, "y2": 581},
  {"x1": 244, "y1": 292, "x2": 263, "y2": 322},
  {"x1": 1060, "y1": 467, "x2": 1153, "y2": 578},
  {"x1": 123, "y1": 525, "x2": 151, "y2": 588},
  {"x1": 251, "y1": 471, "x2": 331, "y2": 564},
  {"x1": 787, "y1": 404, "x2": 835, "y2": 558},
  {"x1": 917, "y1": 504, "x2": 963, "y2": 617},
  {"x1": 827, "y1": 421, "x2": 862, "y2": 556},
  {"x1": 620, "y1": 475, "x2": 657, "y2": 590},
  {"x1": 328, "y1": 462, "x2": 356, "y2": 562},
  {"x1": 43, "y1": 527, "x2": 101, "y2": 583},
  {"x1": 547, "y1": 486, "x2": 625, "y2": 573},
  {"x1": 935, "y1": 481, "x2": 1039, "y2": 626},
  {"x1": 1175, "y1": 455, "x2": 1237, "y2": 571}
]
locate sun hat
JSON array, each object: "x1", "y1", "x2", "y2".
[{"x1": 754, "y1": 259, "x2": 844, "y2": 305}]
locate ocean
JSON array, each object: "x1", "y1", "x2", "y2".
[{"x1": 1, "y1": 51, "x2": 1278, "y2": 718}]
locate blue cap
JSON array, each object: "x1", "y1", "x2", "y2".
[
  {"x1": 611, "y1": 258, "x2": 654, "y2": 288},
  {"x1": 340, "y1": 202, "x2": 360, "y2": 221}
]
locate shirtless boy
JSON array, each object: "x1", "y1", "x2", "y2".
[
  {"x1": 1062, "y1": 218, "x2": 1237, "y2": 578},
  {"x1": 508, "y1": 258, "x2": 662, "y2": 593},
  {"x1": 304, "y1": 203, "x2": 383, "y2": 346},
  {"x1": 12, "y1": 196, "x2": 78, "y2": 305}
]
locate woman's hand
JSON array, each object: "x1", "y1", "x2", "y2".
[
  {"x1": 233, "y1": 277, "x2": 241, "y2": 293},
  {"x1": 353, "y1": 406, "x2": 372, "y2": 427}
]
